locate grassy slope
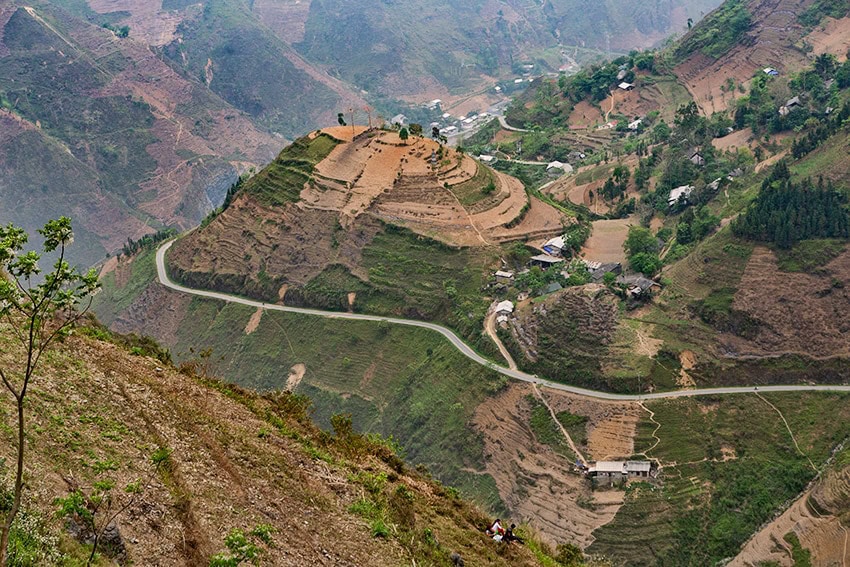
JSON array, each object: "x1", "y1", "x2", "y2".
[
  {"x1": 94, "y1": 249, "x2": 505, "y2": 513},
  {"x1": 0, "y1": 321, "x2": 556, "y2": 565},
  {"x1": 168, "y1": 296, "x2": 510, "y2": 514},
  {"x1": 589, "y1": 392, "x2": 850, "y2": 566}
]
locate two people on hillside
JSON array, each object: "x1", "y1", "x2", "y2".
[{"x1": 486, "y1": 518, "x2": 525, "y2": 544}]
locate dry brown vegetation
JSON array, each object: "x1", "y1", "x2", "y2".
[
  {"x1": 0, "y1": 328, "x2": 552, "y2": 566},
  {"x1": 472, "y1": 383, "x2": 642, "y2": 548}
]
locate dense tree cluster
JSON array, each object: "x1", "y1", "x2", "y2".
[
  {"x1": 791, "y1": 101, "x2": 850, "y2": 159},
  {"x1": 121, "y1": 228, "x2": 177, "y2": 256},
  {"x1": 732, "y1": 162, "x2": 850, "y2": 248}
]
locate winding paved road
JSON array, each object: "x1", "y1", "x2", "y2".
[
  {"x1": 498, "y1": 115, "x2": 529, "y2": 132},
  {"x1": 156, "y1": 241, "x2": 850, "y2": 402}
]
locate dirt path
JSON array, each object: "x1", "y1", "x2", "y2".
[
  {"x1": 244, "y1": 306, "x2": 263, "y2": 335},
  {"x1": 484, "y1": 312, "x2": 517, "y2": 370},
  {"x1": 637, "y1": 402, "x2": 662, "y2": 456},
  {"x1": 534, "y1": 384, "x2": 587, "y2": 463},
  {"x1": 755, "y1": 392, "x2": 817, "y2": 472}
]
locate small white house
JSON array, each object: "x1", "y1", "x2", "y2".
[
  {"x1": 668, "y1": 185, "x2": 694, "y2": 207},
  {"x1": 494, "y1": 270, "x2": 514, "y2": 283},
  {"x1": 391, "y1": 114, "x2": 407, "y2": 126},
  {"x1": 478, "y1": 155, "x2": 496, "y2": 164},
  {"x1": 627, "y1": 118, "x2": 643, "y2": 131},
  {"x1": 495, "y1": 300, "x2": 514, "y2": 315},
  {"x1": 542, "y1": 236, "x2": 566, "y2": 256},
  {"x1": 618, "y1": 82, "x2": 635, "y2": 91}
]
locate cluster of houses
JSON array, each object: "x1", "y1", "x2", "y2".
[
  {"x1": 437, "y1": 112, "x2": 493, "y2": 137},
  {"x1": 493, "y1": 235, "x2": 659, "y2": 302}
]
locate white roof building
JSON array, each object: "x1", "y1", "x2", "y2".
[
  {"x1": 494, "y1": 270, "x2": 514, "y2": 279},
  {"x1": 546, "y1": 161, "x2": 573, "y2": 174},
  {"x1": 628, "y1": 118, "x2": 643, "y2": 130},
  {"x1": 479, "y1": 155, "x2": 496, "y2": 164},
  {"x1": 618, "y1": 82, "x2": 635, "y2": 91},
  {"x1": 495, "y1": 300, "x2": 514, "y2": 314},
  {"x1": 668, "y1": 185, "x2": 694, "y2": 206}
]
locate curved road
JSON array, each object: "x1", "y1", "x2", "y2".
[
  {"x1": 497, "y1": 115, "x2": 529, "y2": 132},
  {"x1": 156, "y1": 241, "x2": 850, "y2": 402}
]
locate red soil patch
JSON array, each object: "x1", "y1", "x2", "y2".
[
  {"x1": 673, "y1": 0, "x2": 813, "y2": 115},
  {"x1": 806, "y1": 16, "x2": 850, "y2": 61},
  {"x1": 580, "y1": 217, "x2": 635, "y2": 265}
]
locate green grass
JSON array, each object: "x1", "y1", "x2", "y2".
[
  {"x1": 554, "y1": 411, "x2": 588, "y2": 447},
  {"x1": 448, "y1": 163, "x2": 497, "y2": 207},
  {"x1": 591, "y1": 393, "x2": 850, "y2": 566},
  {"x1": 244, "y1": 134, "x2": 339, "y2": 206},
  {"x1": 774, "y1": 239, "x2": 847, "y2": 272},
  {"x1": 358, "y1": 224, "x2": 499, "y2": 342},
  {"x1": 783, "y1": 532, "x2": 812, "y2": 567},
  {"x1": 526, "y1": 396, "x2": 576, "y2": 460},
  {"x1": 91, "y1": 248, "x2": 158, "y2": 325},
  {"x1": 166, "y1": 297, "x2": 510, "y2": 514}
]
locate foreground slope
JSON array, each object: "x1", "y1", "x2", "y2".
[{"x1": 0, "y1": 322, "x2": 555, "y2": 565}]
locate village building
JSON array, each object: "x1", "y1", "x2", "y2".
[
  {"x1": 495, "y1": 300, "x2": 514, "y2": 316},
  {"x1": 668, "y1": 185, "x2": 694, "y2": 207},
  {"x1": 779, "y1": 96, "x2": 801, "y2": 116},
  {"x1": 616, "y1": 275, "x2": 660, "y2": 298},
  {"x1": 627, "y1": 118, "x2": 642, "y2": 131},
  {"x1": 391, "y1": 114, "x2": 408, "y2": 126},
  {"x1": 530, "y1": 254, "x2": 565, "y2": 269},
  {"x1": 689, "y1": 150, "x2": 705, "y2": 166},
  {"x1": 542, "y1": 236, "x2": 566, "y2": 256},
  {"x1": 586, "y1": 460, "x2": 655, "y2": 482},
  {"x1": 763, "y1": 67, "x2": 779, "y2": 76},
  {"x1": 478, "y1": 155, "x2": 496, "y2": 164},
  {"x1": 618, "y1": 82, "x2": 635, "y2": 91},
  {"x1": 539, "y1": 282, "x2": 563, "y2": 296},
  {"x1": 588, "y1": 262, "x2": 622, "y2": 282},
  {"x1": 494, "y1": 270, "x2": 514, "y2": 283}
]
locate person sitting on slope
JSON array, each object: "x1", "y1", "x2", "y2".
[
  {"x1": 486, "y1": 518, "x2": 505, "y2": 538},
  {"x1": 503, "y1": 524, "x2": 525, "y2": 544}
]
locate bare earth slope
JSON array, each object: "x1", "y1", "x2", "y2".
[{"x1": 0, "y1": 326, "x2": 551, "y2": 566}]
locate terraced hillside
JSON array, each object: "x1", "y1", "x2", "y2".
[
  {"x1": 165, "y1": 126, "x2": 568, "y2": 337},
  {"x1": 672, "y1": 0, "x2": 850, "y2": 113}
]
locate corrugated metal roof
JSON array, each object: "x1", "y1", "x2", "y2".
[
  {"x1": 592, "y1": 461, "x2": 626, "y2": 473},
  {"x1": 626, "y1": 461, "x2": 652, "y2": 472}
]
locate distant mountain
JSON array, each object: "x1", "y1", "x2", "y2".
[
  {"x1": 293, "y1": 0, "x2": 725, "y2": 97},
  {"x1": 0, "y1": 2, "x2": 279, "y2": 266}
]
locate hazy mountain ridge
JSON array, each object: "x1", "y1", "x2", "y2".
[{"x1": 0, "y1": 1, "x2": 279, "y2": 266}]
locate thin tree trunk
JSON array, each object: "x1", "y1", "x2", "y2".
[{"x1": 0, "y1": 398, "x2": 25, "y2": 567}]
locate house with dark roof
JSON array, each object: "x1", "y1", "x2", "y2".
[{"x1": 616, "y1": 275, "x2": 660, "y2": 298}]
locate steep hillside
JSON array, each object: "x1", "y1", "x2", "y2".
[
  {"x1": 164, "y1": 126, "x2": 567, "y2": 339},
  {"x1": 730, "y1": 444, "x2": 850, "y2": 566},
  {"x1": 0, "y1": 321, "x2": 559, "y2": 565},
  {"x1": 0, "y1": 2, "x2": 279, "y2": 265},
  {"x1": 672, "y1": 0, "x2": 850, "y2": 113}
]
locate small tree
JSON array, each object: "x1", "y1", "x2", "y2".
[
  {"x1": 54, "y1": 448, "x2": 171, "y2": 566},
  {"x1": 0, "y1": 218, "x2": 99, "y2": 565},
  {"x1": 399, "y1": 127, "x2": 409, "y2": 144},
  {"x1": 337, "y1": 113, "x2": 346, "y2": 126}
]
